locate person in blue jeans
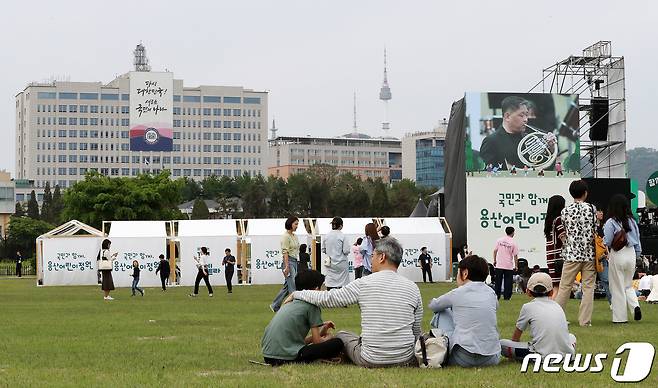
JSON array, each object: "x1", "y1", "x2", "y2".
[
  {"x1": 429, "y1": 255, "x2": 500, "y2": 367},
  {"x1": 130, "y1": 260, "x2": 144, "y2": 296},
  {"x1": 270, "y1": 216, "x2": 300, "y2": 312}
]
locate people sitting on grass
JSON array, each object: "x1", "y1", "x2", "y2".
[
  {"x1": 261, "y1": 270, "x2": 342, "y2": 366},
  {"x1": 286, "y1": 237, "x2": 423, "y2": 368},
  {"x1": 428, "y1": 255, "x2": 500, "y2": 367},
  {"x1": 500, "y1": 272, "x2": 576, "y2": 361}
]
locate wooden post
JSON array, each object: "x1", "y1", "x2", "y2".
[
  {"x1": 169, "y1": 239, "x2": 176, "y2": 283},
  {"x1": 168, "y1": 221, "x2": 176, "y2": 284},
  {"x1": 36, "y1": 239, "x2": 42, "y2": 285}
]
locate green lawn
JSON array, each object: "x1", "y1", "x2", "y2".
[{"x1": 0, "y1": 278, "x2": 656, "y2": 387}]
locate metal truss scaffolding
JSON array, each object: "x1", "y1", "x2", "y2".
[{"x1": 529, "y1": 41, "x2": 626, "y2": 178}]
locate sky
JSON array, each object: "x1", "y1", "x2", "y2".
[{"x1": 1, "y1": 0, "x2": 656, "y2": 176}]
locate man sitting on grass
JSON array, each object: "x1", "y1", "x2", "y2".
[
  {"x1": 500, "y1": 272, "x2": 576, "y2": 361},
  {"x1": 261, "y1": 270, "x2": 342, "y2": 366},
  {"x1": 287, "y1": 237, "x2": 423, "y2": 368}
]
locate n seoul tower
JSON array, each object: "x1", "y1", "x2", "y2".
[{"x1": 379, "y1": 48, "x2": 392, "y2": 132}]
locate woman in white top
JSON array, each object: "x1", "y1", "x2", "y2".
[
  {"x1": 190, "y1": 246, "x2": 214, "y2": 297},
  {"x1": 98, "y1": 239, "x2": 118, "y2": 300},
  {"x1": 322, "y1": 217, "x2": 352, "y2": 290}
]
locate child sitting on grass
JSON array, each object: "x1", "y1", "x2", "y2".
[
  {"x1": 261, "y1": 270, "x2": 343, "y2": 366},
  {"x1": 500, "y1": 272, "x2": 576, "y2": 361}
]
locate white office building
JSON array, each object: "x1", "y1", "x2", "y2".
[{"x1": 15, "y1": 74, "x2": 268, "y2": 189}]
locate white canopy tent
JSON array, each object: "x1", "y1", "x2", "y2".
[
  {"x1": 177, "y1": 219, "x2": 240, "y2": 287},
  {"x1": 37, "y1": 220, "x2": 104, "y2": 286},
  {"x1": 380, "y1": 217, "x2": 452, "y2": 282},
  {"x1": 106, "y1": 221, "x2": 169, "y2": 287},
  {"x1": 315, "y1": 218, "x2": 377, "y2": 282},
  {"x1": 248, "y1": 218, "x2": 311, "y2": 285}
]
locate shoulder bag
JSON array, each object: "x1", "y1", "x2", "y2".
[
  {"x1": 97, "y1": 249, "x2": 113, "y2": 270},
  {"x1": 611, "y1": 219, "x2": 628, "y2": 252},
  {"x1": 415, "y1": 328, "x2": 449, "y2": 368}
]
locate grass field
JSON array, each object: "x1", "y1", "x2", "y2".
[{"x1": 1, "y1": 277, "x2": 656, "y2": 387}]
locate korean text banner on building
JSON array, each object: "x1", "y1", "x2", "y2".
[
  {"x1": 464, "y1": 92, "x2": 579, "y2": 176},
  {"x1": 466, "y1": 177, "x2": 576, "y2": 267},
  {"x1": 129, "y1": 71, "x2": 173, "y2": 152}
]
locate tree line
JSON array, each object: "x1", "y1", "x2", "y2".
[{"x1": 2, "y1": 165, "x2": 436, "y2": 259}]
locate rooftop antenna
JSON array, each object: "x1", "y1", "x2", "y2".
[
  {"x1": 353, "y1": 91, "x2": 358, "y2": 131},
  {"x1": 270, "y1": 118, "x2": 278, "y2": 140},
  {"x1": 379, "y1": 47, "x2": 392, "y2": 132},
  {"x1": 133, "y1": 42, "x2": 151, "y2": 72}
]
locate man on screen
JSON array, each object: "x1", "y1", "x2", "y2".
[{"x1": 480, "y1": 96, "x2": 530, "y2": 170}]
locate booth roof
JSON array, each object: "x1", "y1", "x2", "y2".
[
  {"x1": 315, "y1": 218, "x2": 374, "y2": 235},
  {"x1": 108, "y1": 221, "x2": 167, "y2": 238},
  {"x1": 37, "y1": 220, "x2": 104, "y2": 239},
  {"x1": 178, "y1": 219, "x2": 238, "y2": 237},
  {"x1": 384, "y1": 217, "x2": 445, "y2": 235},
  {"x1": 247, "y1": 218, "x2": 309, "y2": 236}
]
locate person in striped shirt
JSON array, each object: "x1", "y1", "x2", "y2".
[{"x1": 287, "y1": 237, "x2": 422, "y2": 367}]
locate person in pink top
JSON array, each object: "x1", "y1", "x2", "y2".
[
  {"x1": 493, "y1": 226, "x2": 519, "y2": 300},
  {"x1": 352, "y1": 238, "x2": 364, "y2": 279}
]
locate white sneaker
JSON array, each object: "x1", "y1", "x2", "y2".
[
  {"x1": 209, "y1": 293, "x2": 213, "y2": 297},
  {"x1": 104, "y1": 296, "x2": 114, "y2": 300}
]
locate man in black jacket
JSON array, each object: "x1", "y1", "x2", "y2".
[
  {"x1": 155, "y1": 254, "x2": 170, "y2": 291},
  {"x1": 16, "y1": 251, "x2": 23, "y2": 277},
  {"x1": 418, "y1": 247, "x2": 433, "y2": 283}
]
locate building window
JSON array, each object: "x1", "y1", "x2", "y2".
[
  {"x1": 68, "y1": 117, "x2": 77, "y2": 125},
  {"x1": 101, "y1": 94, "x2": 119, "y2": 100},
  {"x1": 173, "y1": 107, "x2": 181, "y2": 115},
  {"x1": 244, "y1": 97, "x2": 261, "y2": 104},
  {"x1": 213, "y1": 108, "x2": 221, "y2": 116},
  {"x1": 59, "y1": 92, "x2": 77, "y2": 99},
  {"x1": 203, "y1": 96, "x2": 221, "y2": 103},
  {"x1": 173, "y1": 95, "x2": 181, "y2": 102},
  {"x1": 223, "y1": 121, "x2": 232, "y2": 128},
  {"x1": 90, "y1": 118, "x2": 98, "y2": 126},
  {"x1": 37, "y1": 92, "x2": 57, "y2": 99},
  {"x1": 183, "y1": 95, "x2": 201, "y2": 103},
  {"x1": 224, "y1": 96, "x2": 241, "y2": 104},
  {"x1": 203, "y1": 108, "x2": 211, "y2": 116},
  {"x1": 68, "y1": 105, "x2": 78, "y2": 113},
  {"x1": 79, "y1": 93, "x2": 98, "y2": 100}
]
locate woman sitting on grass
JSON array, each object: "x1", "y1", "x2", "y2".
[{"x1": 261, "y1": 270, "x2": 342, "y2": 366}]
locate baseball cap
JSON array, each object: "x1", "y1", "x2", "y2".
[{"x1": 527, "y1": 272, "x2": 553, "y2": 294}]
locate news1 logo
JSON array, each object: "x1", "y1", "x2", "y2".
[{"x1": 521, "y1": 342, "x2": 655, "y2": 382}]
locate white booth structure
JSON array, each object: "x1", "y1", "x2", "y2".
[
  {"x1": 37, "y1": 220, "x2": 104, "y2": 286},
  {"x1": 35, "y1": 217, "x2": 452, "y2": 287},
  {"x1": 105, "y1": 221, "x2": 169, "y2": 288},
  {"x1": 247, "y1": 218, "x2": 311, "y2": 285},
  {"x1": 177, "y1": 219, "x2": 240, "y2": 287},
  {"x1": 380, "y1": 217, "x2": 452, "y2": 282}
]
